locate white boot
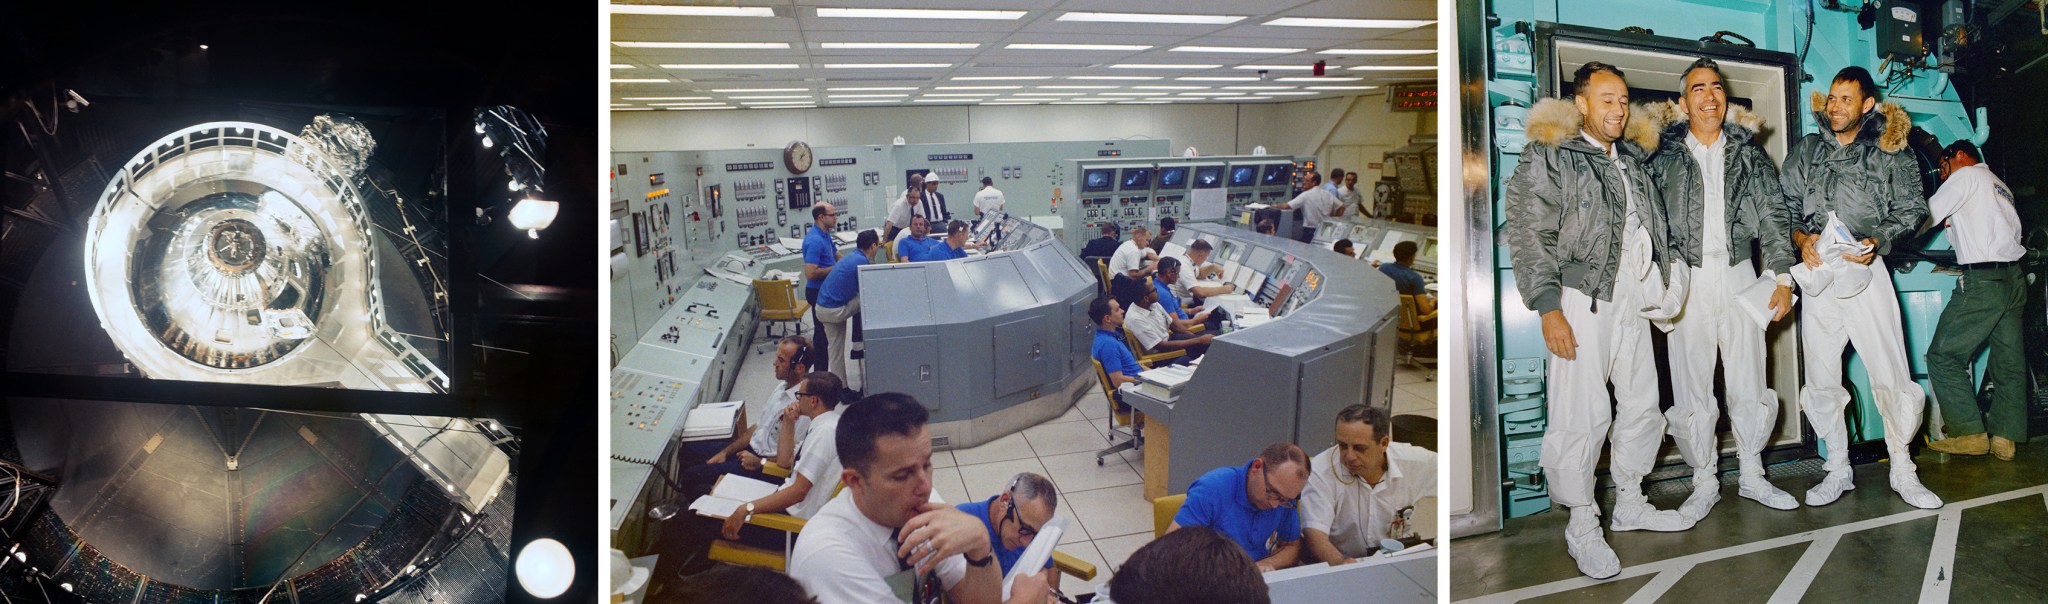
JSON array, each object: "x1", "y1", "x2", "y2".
[
  {"x1": 1564, "y1": 506, "x2": 1621, "y2": 579},
  {"x1": 1735, "y1": 455, "x2": 1797, "y2": 510},
  {"x1": 1677, "y1": 468, "x2": 1721, "y2": 523},
  {"x1": 1806, "y1": 420, "x2": 1856, "y2": 507},
  {"x1": 1887, "y1": 454, "x2": 1943, "y2": 509},
  {"x1": 1611, "y1": 485, "x2": 1694, "y2": 532}
]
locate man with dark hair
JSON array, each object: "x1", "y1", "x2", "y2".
[
  {"x1": 803, "y1": 203, "x2": 841, "y2": 370},
  {"x1": 1322, "y1": 168, "x2": 1347, "y2": 197},
  {"x1": 1090, "y1": 295, "x2": 1143, "y2": 414},
  {"x1": 670, "y1": 564, "x2": 820, "y2": 604},
  {"x1": 956, "y1": 472, "x2": 1061, "y2": 591},
  {"x1": 1643, "y1": 57, "x2": 1802, "y2": 521},
  {"x1": 1924, "y1": 140, "x2": 2028, "y2": 462},
  {"x1": 1270, "y1": 171, "x2": 1342, "y2": 243},
  {"x1": 790, "y1": 393, "x2": 1048, "y2": 604},
  {"x1": 1169, "y1": 443, "x2": 1310, "y2": 572},
  {"x1": 1162, "y1": 238, "x2": 1236, "y2": 304},
  {"x1": 817, "y1": 230, "x2": 880, "y2": 390},
  {"x1": 1154, "y1": 257, "x2": 1227, "y2": 333},
  {"x1": 1301, "y1": 404, "x2": 1437, "y2": 564},
  {"x1": 1255, "y1": 220, "x2": 1277, "y2": 236},
  {"x1": 1081, "y1": 223, "x2": 1122, "y2": 261},
  {"x1": 1378, "y1": 241, "x2": 1427, "y2": 296},
  {"x1": 895, "y1": 214, "x2": 939, "y2": 261},
  {"x1": 677, "y1": 371, "x2": 845, "y2": 575},
  {"x1": 917, "y1": 220, "x2": 973, "y2": 262},
  {"x1": 1151, "y1": 217, "x2": 1177, "y2": 254},
  {"x1": 1504, "y1": 60, "x2": 1690, "y2": 579},
  {"x1": 922, "y1": 174, "x2": 951, "y2": 222},
  {"x1": 1124, "y1": 271, "x2": 1214, "y2": 360},
  {"x1": 1107, "y1": 526, "x2": 1272, "y2": 604},
  {"x1": 1781, "y1": 66, "x2": 1940, "y2": 509},
  {"x1": 1332, "y1": 239, "x2": 1355, "y2": 257},
  {"x1": 682, "y1": 335, "x2": 814, "y2": 495},
  {"x1": 885, "y1": 173, "x2": 934, "y2": 241},
  {"x1": 1336, "y1": 171, "x2": 1365, "y2": 218},
  {"x1": 972, "y1": 176, "x2": 1006, "y2": 222}
]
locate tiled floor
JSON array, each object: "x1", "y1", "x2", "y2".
[{"x1": 727, "y1": 331, "x2": 1440, "y2": 596}]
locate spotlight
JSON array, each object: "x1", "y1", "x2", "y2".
[
  {"x1": 12, "y1": 551, "x2": 23, "y2": 562},
  {"x1": 482, "y1": 135, "x2": 494, "y2": 149},
  {"x1": 475, "y1": 123, "x2": 486, "y2": 135},
  {"x1": 508, "y1": 179, "x2": 521, "y2": 192},
  {"x1": 509, "y1": 198, "x2": 560, "y2": 239},
  {"x1": 61, "y1": 583, "x2": 74, "y2": 592},
  {"x1": 199, "y1": 44, "x2": 209, "y2": 50},
  {"x1": 516, "y1": 538, "x2": 574, "y2": 599}
]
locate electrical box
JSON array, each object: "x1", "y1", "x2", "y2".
[{"x1": 1875, "y1": 0, "x2": 1926, "y2": 61}]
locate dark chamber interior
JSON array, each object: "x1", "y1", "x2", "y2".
[{"x1": 0, "y1": 401, "x2": 514, "y2": 602}]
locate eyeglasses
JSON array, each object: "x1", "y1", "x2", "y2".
[
  {"x1": 1003, "y1": 491, "x2": 1040, "y2": 538},
  {"x1": 1259, "y1": 464, "x2": 1300, "y2": 510},
  {"x1": 795, "y1": 391, "x2": 814, "y2": 397}
]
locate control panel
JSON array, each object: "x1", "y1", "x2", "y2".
[
  {"x1": 1062, "y1": 155, "x2": 1313, "y2": 253},
  {"x1": 610, "y1": 368, "x2": 693, "y2": 465}
]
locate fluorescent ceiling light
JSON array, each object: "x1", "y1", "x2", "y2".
[
  {"x1": 609, "y1": 64, "x2": 635, "y2": 69},
  {"x1": 728, "y1": 95, "x2": 813, "y2": 100},
  {"x1": 1231, "y1": 65, "x2": 1314, "y2": 71},
  {"x1": 1110, "y1": 64, "x2": 1221, "y2": 69},
  {"x1": 1235, "y1": 96, "x2": 1273, "y2": 100},
  {"x1": 1349, "y1": 65, "x2": 1438, "y2": 71},
  {"x1": 830, "y1": 99, "x2": 899, "y2": 104},
  {"x1": 1306, "y1": 85, "x2": 1380, "y2": 90},
  {"x1": 912, "y1": 98, "x2": 977, "y2": 103},
  {"x1": 827, "y1": 87, "x2": 918, "y2": 91},
  {"x1": 829, "y1": 94, "x2": 911, "y2": 98},
  {"x1": 1006, "y1": 43, "x2": 1152, "y2": 51},
  {"x1": 742, "y1": 102, "x2": 815, "y2": 106},
  {"x1": 822, "y1": 42, "x2": 980, "y2": 49},
  {"x1": 1038, "y1": 85, "x2": 1118, "y2": 90},
  {"x1": 1143, "y1": 97, "x2": 1180, "y2": 101},
  {"x1": 712, "y1": 88, "x2": 808, "y2": 93},
  {"x1": 1056, "y1": 12, "x2": 1244, "y2": 25},
  {"x1": 614, "y1": 107, "x2": 654, "y2": 111},
  {"x1": 1050, "y1": 101, "x2": 1107, "y2": 105},
  {"x1": 816, "y1": 8, "x2": 1025, "y2": 20},
  {"x1": 1014, "y1": 92, "x2": 1084, "y2": 96},
  {"x1": 951, "y1": 75, "x2": 1053, "y2": 81},
  {"x1": 1115, "y1": 101, "x2": 1172, "y2": 104},
  {"x1": 1224, "y1": 86, "x2": 1294, "y2": 90},
  {"x1": 1069, "y1": 76, "x2": 1161, "y2": 81},
  {"x1": 1176, "y1": 77, "x2": 1257, "y2": 81},
  {"x1": 660, "y1": 63, "x2": 800, "y2": 69},
  {"x1": 1318, "y1": 48, "x2": 1435, "y2": 55},
  {"x1": 647, "y1": 102, "x2": 729, "y2": 106},
  {"x1": 823, "y1": 63, "x2": 952, "y2": 68},
  {"x1": 749, "y1": 105, "x2": 815, "y2": 109},
  {"x1": 621, "y1": 96, "x2": 711, "y2": 101},
  {"x1": 981, "y1": 102, "x2": 1039, "y2": 105},
  {"x1": 1276, "y1": 77, "x2": 1363, "y2": 82},
  {"x1": 924, "y1": 93, "x2": 999, "y2": 97},
  {"x1": 1264, "y1": 18, "x2": 1435, "y2": 28},
  {"x1": 608, "y1": 5, "x2": 775, "y2": 17},
  {"x1": 1266, "y1": 91, "x2": 1319, "y2": 95},
  {"x1": 611, "y1": 78, "x2": 670, "y2": 83},
  {"x1": 1171, "y1": 45, "x2": 1306, "y2": 54},
  {"x1": 1100, "y1": 92, "x2": 1154, "y2": 96},
  {"x1": 1180, "y1": 92, "x2": 1245, "y2": 96},
  {"x1": 935, "y1": 85, "x2": 1022, "y2": 90},
  {"x1": 1134, "y1": 85, "x2": 1209, "y2": 90},
  {"x1": 664, "y1": 106, "x2": 734, "y2": 110},
  {"x1": 615, "y1": 41, "x2": 790, "y2": 49},
  {"x1": 610, "y1": 103, "x2": 632, "y2": 106}
]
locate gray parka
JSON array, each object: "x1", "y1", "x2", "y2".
[
  {"x1": 1640, "y1": 101, "x2": 1795, "y2": 274},
  {"x1": 1504, "y1": 98, "x2": 1674, "y2": 315},
  {"x1": 1780, "y1": 93, "x2": 1924, "y2": 255}
]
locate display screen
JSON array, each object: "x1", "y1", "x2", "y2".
[
  {"x1": 1228, "y1": 166, "x2": 1258, "y2": 187},
  {"x1": 1158, "y1": 167, "x2": 1189, "y2": 189},
  {"x1": 1082, "y1": 168, "x2": 1116, "y2": 193},
  {"x1": 1193, "y1": 166, "x2": 1224, "y2": 189},
  {"x1": 1119, "y1": 168, "x2": 1154, "y2": 191},
  {"x1": 1261, "y1": 164, "x2": 1293, "y2": 186}
]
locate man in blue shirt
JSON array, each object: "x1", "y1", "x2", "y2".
[
  {"x1": 956, "y1": 473, "x2": 1061, "y2": 591},
  {"x1": 1154, "y1": 257, "x2": 1226, "y2": 332},
  {"x1": 1089, "y1": 295, "x2": 1142, "y2": 414},
  {"x1": 816, "y1": 229, "x2": 878, "y2": 391},
  {"x1": 916, "y1": 220, "x2": 973, "y2": 262},
  {"x1": 1321, "y1": 168, "x2": 1346, "y2": 197},
  {"x1": 1169, "y1": 443, "x2": 1309, "y2": 572},
  {"x1": 895, "y1": 214, "x2": 939, "y2": 261},
  {"x1": 1377, "y1": 241, "x2": 1427, "y2": 296},
  {"x1": 802, "y1": 202, "x2": 841, "y2": 370}
]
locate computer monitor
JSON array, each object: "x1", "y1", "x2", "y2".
[
  {"x1": 1193, "y1": 166, "x2": 1224, "y2": 189},
  {"x1": 1118, "y1": 167, "x2": 1154, "y2": 191},
  {"x1": 1228, "y1": 165, "x2": 1258, "y2": 187},
  {"x1": 1081, "y1": 168, "x2": 1115, "y2": 193},
  {"x1": 1157, "y1": 166, "x2": 1189, "y2": 190},
  {"x1": 1260, "y1": 164, "x2": 1292, "y2": 186}
]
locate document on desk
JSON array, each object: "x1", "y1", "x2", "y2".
[
  {"x1": 681, "y1": 401, "x2": 742, "y2": 442},
  {"x1": 689, "y1": 474, "x2": 780, "y2": 519},
  {"x1": 1137, "y1": 365, "x2": 1196, "y2": 399},
  {"x1": 766, "y1": 242, "x2": 791, "y2": 256},
  {"x1": 1202, "y1": 293, "x2": 1253, "y2": 314}
]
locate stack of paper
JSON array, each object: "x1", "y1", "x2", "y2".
[
  {"x1": 681, "y1": 401, "x2": 742, "y2": 442},
  {"x1": 1137, "y1": 364, "x2": 1197, "y2": 399},
  {"x1": 688, "y1": 474, "x2": 781, "y2": 518}
]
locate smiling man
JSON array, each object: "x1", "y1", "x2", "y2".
[
  {"x1": 1168, "y1": 443, "x2": 1310, "y2": 572},
  {"x1": 1503, "y1": 61, "x2": 1692, "y2": 580},
  {"x1": 1300, "y1": 405, "x2": 1436, "y2": 565},
  {"x1": 1643, "y1": 57, "x2": 1801, "y2": 520}
]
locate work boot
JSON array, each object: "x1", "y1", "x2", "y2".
[
  {"x1": 1564, "y1": 506, "x2": 1620, "y2": 579},
  {"x1": 1610, "y1": 486, "x2": 1693, "y2": 532},
  {"x1": 1677, "y1": 468, "x2": 1720, "y2": 524},
  {"x1": 1804, "y1": 468, "x2": 1855, "y2": 507},
  {"x1": 1888, "y1": 468, "x2": 1943, "y2": 509},
  {"x1": 1736, "y1": 455, "x2": 1798, "y2": 510},
  {"x1": 1927, "y1": 432, "x2": 1989, "y2": 456},
  {"x1": 1991, "y1": 436, "x2": 2016, "y2": 461}
]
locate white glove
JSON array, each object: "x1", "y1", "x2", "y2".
[{"x1": 1639, "y1": 262, "x2": 1690, "y2": 330}]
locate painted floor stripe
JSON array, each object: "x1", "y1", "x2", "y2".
[
  {"x1": 1918, "y1": 506, "x2": 1963, "y2": 602},
  {"x1": 1765, "y1": 531, "x2": 1839, "y2": 604},
  {"x1": 1457, "y1": 484, "x2": 2048, "y2": 603},
  {"x1": 1621, "y1": 565, "x2": 1689, "y2": 604}
]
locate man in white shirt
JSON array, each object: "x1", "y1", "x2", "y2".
[
  {"x1": 674, "y1": 371, "x2": 846, "y2": 575},
  {"x1": 1271, "y1": 172, "x2": 1343, "y2": 243},
  {"x1": 1301, "y1": 405, "x2": 1437, "y2": 564},
  {"x1": 1336, "y1": 172, "x2": 1366, "y2": 218},
  {"x1": 886, "y1": 174, "x2": 939, "y2": 241},
  {"x1": 1107, "y1": 226, "x2": 1161, "y2": 297},
  {"x1": 790, "y1": 393, "x2": 1048, "y2": 604},
  {"x1": 973, "y1": 176, "x2": 1005, "y2": 222},
  {"x1": 680, "y1": 335, "x2": 813, "y2": 496},
  {"x1": 1923, "y1": 140, "x2": 2029, "y2": 462},
  {"x1": 1119, "y1": 278, "x2": 1212, "y2": 360}
]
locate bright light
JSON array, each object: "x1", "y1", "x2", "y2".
[
  {"x1": 827, "y1": 87, "x2": 919, "y2": 91},
  {"x1": 356, "y1": 596, "x2": 367, "y2": 602},
  {"x1": 1037, "y1": 85, "x2": 1119, "y2": 90},
  {"x1": 1012, "y1": 92, "x2": 1084, "y2": 96},
  {"x1": 614, "y1": 41, "x2": 790, "y2": 49},
  {"x1": 982, "y1": 102, "x2": 1039, "y2": 105},
  {"x1": 1069, "y1": 76, "x2": 1161, "y2": 80},
  {"x1": 474, "y1": 123, "x2": 485, "y2": 134},
  {"x1": 1116, "y1": 101, "x2": 1171, "y2": 104},
  {"x1": 609, "y1": 64, "x2": 634, "y2": 69},
  {"x1": 1056, "y1": 12, "x2": 1244, "y2": 25},
  {"x1": 1349, "y1": 66, "x2": 1437, "y2": 71},
  {"x1": 924, "y1": 93, "x2": 999, "y2": 97},
  {"x1": 660, "y1": 63, "x2": 800, "y2": 70},
  {"x1": 481, "y1": 136, "x2": 493, "y2": 149},
  {"x1": 950, "y1": 76, "x2": 1052, "y2": 81},
  {"x1": 816, "y1": 8, "x2": 1025, "y2": 20},
  {"x1": 199, "y1": 44, "x2": 209, "y2": 50},
  {"x1": 508, "y1": 179, "x2": 521, "y2": 192},
  {"x1": 621, "y1": 96, "x2": 712, "y2": 100},
  {"x1": 1263, "y1": 17, "x2": 1436, "y2": 29},
  {"x1": 1177, "y1": 76, "x2": 1258, "y2": 81},
  {"x1": 1099, "y1": 92, "x2": 1155, "y2": 96},
  {"x1": 607, "y1": 5, "x2": 775, "y2": 17},
  {"x1": 1133, "y1": 85, "x2": 1210, "y2": 90},
  {"x1": 1224, "y1": 86, "x2": 1295, "y2": 90},
  {"x1": 726, "y1": 95, "x2": 813, "y2": 100},
  {"x1": 822, "y1": 63, "x2": 952, "y2": 69},
  {"x1": 1307, "y1": 85, "x2": 1380, "y2": 90},
  {"x1": 1318, "y1": 48, "x2": 1436, "y2": 55},
  {"x1": 934, "y1": 85, "x2": 1021, "y2": 90},
  {"x1": 610, "y1": 78, "x2": 670, "y2": 84},
  {"x1": 1110, "y1": 64, "x2": 1221, "y2": 69},
  {"x1": 1277, "y1": 77, "x2": 1363, "y2": 82},
  {"x1": 645, "y1": 102, "x2": 729, "y2": 106},
  {"x1": 13, "y1": 552, "x2": 24, "y2": 562},
  {"x1": 1049, "y1": 101, "x2": 1107, "y2": 105},
  {"x1": 662, "y1": 106, "x2": 732, "y2": 110},
  {"x1": 1265, "y1": 91, "x2": 1319, "y2": 95},
  {"x1": 828, "y1": 94, "x2": 910, "y2": 98},
  {"x1": 912, "y1": 98, "x2": 976, "y2": 103},
  {"x1": 709, "y1": 88, "x2": 808, "y2": 93},
  {"x1": 822, "y1": 42, "x2": 980, "y2": 49},
  {"x1": 62, "y1": 583, "x2": 74, "y2": 592},
  {"x1": 1231, "y1": 65, "x2": 1316, "y2": 71},
  {"x1": 830, "y1": 99, "x2": 899, "y2": 104},
  {"x1": 1181, "y1": 92, "x2": 1247, "y2": 96},
  {"x1": 1005, "y1": 43, "x2": 1152, "y2": 51},
  {"x1": 1171, "y1": 45, "x2": 1306, "y2": 53}
]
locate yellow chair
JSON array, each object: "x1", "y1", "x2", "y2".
[
  {"x1": 753, "y1": 279, "x2": 810, "y2": 341},
  {"x1": 1123, "y1": 327, "x2": 1184, "y2": 369},
  {"x1": 1092, "y1": 360, "x2": 1141, "y2": 465},
  {"x1": 1397, "y1": 294, "x2": 1438, "y2": 381},
  {"x1": 1096, "y1": 258, "x2": 1114, "y2": 295},
  {"x1": 1153, "y1": 494, "x2": 1187, "y2": 538}
]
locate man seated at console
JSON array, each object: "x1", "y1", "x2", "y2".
[
  {"x1": 915, "y1": 220, "x2": 973, "y2": 262},
  {"x1": 1153, "y1": 257, "x2": 1228, "y2": 332},
  {"x1": 789, "y1": 393, "x2": 1050, "y2": 604},
  {"x1": 1119, "y1": 278, "x2": 1213, "y2": 361},
  {"x1": 1163, "y1": 239, "x2": 1235, "y2": 305},
  {"x1": 674, "y1": 371, "x2": 846, "y2": 575},
  {"x1": 1108, "y1": 226, "x2": 1162, "y2": 293},
  {"x1": 1105, "y1": 526, "x2": 1272, "y2": 604},
  {"x1": 1169, "y1": 443, "x2": 1308, "y2": 572},
  {"x1": 1255, "y1": 220, "x2": 1277, "y2": 236},
  {"x1": 679, "y1": 335, "x2": 812, "y2": 496},
  {"x1": 1081, "y1": 223, "x2": 1122, "y2": 262},
  {"x1": 1378, "y1": 241, "x2": 1427, "y2": 296},
  {"x1": 1333, "y1": 239, "x2": 1356, "y2": 258},
  {"x1": 957, "y1": 472, "x2": 1062, "y2": 594},
  {"x1": 1090, "y1": 295, "x2": 1143, "y2": 416},
  {"x1": 1301, "y1": 405, "x2": 1436, "y2": 565},
  {"x1": 895, "y1": 214, "x2": 939, "y2": 261}
]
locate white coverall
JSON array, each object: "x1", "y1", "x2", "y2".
[{"x1": 1798, "y1": 255, "x2": 1938, "y2": 508}]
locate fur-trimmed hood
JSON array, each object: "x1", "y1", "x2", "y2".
[
  {"x1": 1808, "y1": 91, "x2": 1910, "y2": 153},
  {"x1": 1524, "y1": 97, "x2": 1662, "y2": 154},
  {"x1": 1639, "y1": 99, "x2": 1767, "y2": 153}
]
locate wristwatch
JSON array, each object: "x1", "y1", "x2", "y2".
[
  {"x1": 964, "y1": 551, "x2": 995, "y2": 567},
  {"x1": 742, "y1": 502, "x2": 757, "y2": 519}
]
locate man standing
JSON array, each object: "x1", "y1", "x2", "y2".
[
  {"x1": 1782, "y1": 66, "x2": 1940, "y2": 509},
  {"x1": 922, "y1": 174, "x2": 951, "y2": 222},
  {"x1": 802, "y1": 203, "x2": 840, "y2": 370},
  {"x1": 1644, "y1": 58, "x2": 1801, "y2": 520},
  {"x1": 1321, "y1": 168, "x2": 1346, "y2": 197},
  {"x1": 1923, "y1": 141, "x2": 2028, "y2": 462},
  {"x1": 1336, "y1": 171, "x2": 1367, "y2": 218},
  {"x1": 1301, "y1": 405, "x2": 1436, "y2": 565},
  {"x1": 884, "y1": 174, "x2": 928, "y2": 241},
  {"x1": 972, "y1": 176, "x2": 1006, "y2": 222},
  {"x1": 1168, "y1": 443, "x2": 1310, "y2": 572},
  {"x1": 1270, "y1": 172, "x2": 1342, "y2": 243},
  {"x1": 1503, "y1": 62, "x2": 1691, "y2": 580},
  {"x1": 817, "y1": 230, "x2": 879, "y2": 391}
]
